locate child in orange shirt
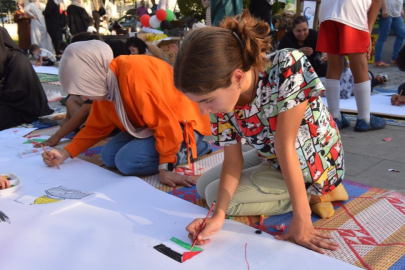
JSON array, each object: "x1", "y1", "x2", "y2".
[{"x1": 42, "y1": 40, "x2": 212, "y2": 187}]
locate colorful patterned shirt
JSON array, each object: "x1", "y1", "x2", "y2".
[{"x1": 211, "y1": 49, "x2": 345, "y2": 195}]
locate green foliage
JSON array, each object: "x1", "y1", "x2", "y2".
[
  {"x1": 177, "y1": 0, "x2": 284, "y2": 22},
  {"x1": 177, "y1": 0, "x2": 205, "y2": 21},
  {"x1": 0, "y1": 0, "x2": 17, "y2": 14}
]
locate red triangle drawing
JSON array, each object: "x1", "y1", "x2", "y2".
[{"x1": 182, "y1": 251, "x2": 202, "y2": 263}]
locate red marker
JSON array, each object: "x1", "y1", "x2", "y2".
[{"x1": 190, "y1": 200, "x2": 216, "y2": 251}]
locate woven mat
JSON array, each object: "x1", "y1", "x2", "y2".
[
  {"x1": 22, "y1": 126, "x2": 405, "y2": 269},
  {"x1": 37, "y1": 73, "x2": 59, "y2": 83}
]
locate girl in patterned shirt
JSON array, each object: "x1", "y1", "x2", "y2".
[{"x1": 174, "y1": 10, "x2": 349, "y2": 254}]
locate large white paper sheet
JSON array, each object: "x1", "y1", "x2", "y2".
[
  {"x1": 321, "y1": 95, "x2": 405, "y2": 117},
  {"x1": 0, "y1": 139, "x2": 361, "y2": 270},
  {"x1": 0, "y1": 128, "x2": 37, "y2": 139},
  {"x1": 33, "y1": 65, "x2": 59, "y2": 75}
]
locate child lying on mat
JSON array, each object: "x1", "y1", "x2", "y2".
[
  {"x1": 30, "y1": 44, "x2": 56, "y2": 67},
  {"x1": 35, "y1": 95, "x2": 92, "y2": 147}
]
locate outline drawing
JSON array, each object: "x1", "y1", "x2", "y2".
[
  {"x1": 222, "y1": 244, "x2": 273, "y2": 269},
  {"x1": 34, "y1": 186, "x2": 94, "y2": 205}
]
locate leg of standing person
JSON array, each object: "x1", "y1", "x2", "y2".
[
  {"x1": 374, "y1": 16, "x2": 392, "y2": 66},
  {"x1": 49, "y1": 30, "x2": 61, "y2": 55},
  {"x1": 390, "y1": 16, "x2": 405, "y2": 63},
  {"x1": 325, "y1": 54, "x2": 349, "y2": 128},
  {"x1": 317, "y1": 21, "x2": 350, "y2": 129},
  {"x1": 349, "y1": 53, "x2": 387, "y2": 131}
]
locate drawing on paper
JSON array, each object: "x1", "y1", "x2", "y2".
[
  {"x1": 22, "y1": 138, "x2": 47, "y2": 145},
  {"x1": 170, "y1": 237, "x2": 203, "y2": 252},
  {"x1": 153, "y1": 237, "x2": 204, "y2": 263},
  {"x1": 222, "y1": 244, "x2": 273, "y2": 269},
  {"x1": 33, "y1": 186, "x2": 94, "y2": 205},
  {"x1": 153, "y1": 243, "x2": 202, "y2": 263},
  {"x1": 0, "y1": 211, "x2": 10, "y2": 224}
]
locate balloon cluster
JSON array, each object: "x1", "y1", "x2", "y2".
[{"x1": 140, "y1": 9, "x2": 174, "y2": 29}]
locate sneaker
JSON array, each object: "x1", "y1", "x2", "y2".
[
  {"x1": 333, "y1": 114, "x2": 351, "y2": 129},
  {"x1": 354, "y1": 114, "x2": 387, "y2": 132}
]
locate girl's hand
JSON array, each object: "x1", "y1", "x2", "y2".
[
  {"x1": 0, "y1": 176, "x2": 10, "y2": 190},
  {"x1": 41, "y1": 148, "x2": 70, "y2": 167},
  {"x1": 186, "y1": 215, "x2": 224, "y2": 246},
  {"x1": 275, "y1": 215, "x2": 339, "y2": 254}
]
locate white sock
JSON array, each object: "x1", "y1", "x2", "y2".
[
  {"x1": 325, "y1": 79, "x2": 341, "y2": 120},
  {"x1": 353, "y1": 81, "x2": 371, "y2": 123}
]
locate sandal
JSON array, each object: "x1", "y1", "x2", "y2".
[{"x1": 374, "y1": 61, "x2": 390, "y2": 67}]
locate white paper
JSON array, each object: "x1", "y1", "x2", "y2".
[
  {"x1": 5, "y1": 136, "x2": 68, "y2": 150},
  {"x1": 321, "y1": 94, "x2": 405, "y2": 117},
  {"x1": 0, "y1": 128, "x2": 37, "y2": 139},
  {"x1": 0, "y1": 139, "x2": 361, "y2": 270},
  {"x1": 33, "y1": 65, "x2": 59, "y2": 75},
  {"x1": 15, "y1": 186, "x2": 95, "y2": 215}
]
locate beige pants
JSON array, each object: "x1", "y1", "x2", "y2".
[{"x1": 197, "y1": 149, "x2": 310, "y2": 216}]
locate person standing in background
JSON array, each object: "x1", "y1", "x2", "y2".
[
  {"x1": 249, "y1": 0, "x2": 274, "y2": 28},
  {"x1": 25, "y1": 0, "x2": 54, "y2": 52},
  {"x1": 317, "y1": 0, "x2": 387, "y2": 132},
  {"x1": 67, "y1": 0, "x2": 90, "y2": 35},
  {"x1": 44, "y1": 0, "x2": 61, "y2": 55},
  {"x1": 136, "y1": 0, "x2": 148, "y2": 21},
  {"x1": 60, "y1": 3, "x2": 70, "y2": 44},
  {"x1": 13, "y1": 1, "x2": 31, "y2": 54},
  {"x1": 92, "y1": 9, "x2": 101, "y2": 33},
  {"x1": 201, "y1": 0, "x2": 211, "y2": 26},
  {"x1": 210, "y1": 0, "x2": 242, "y2": 26},
  {"x1": 151, "y1": 0, "x2": 158, "y2": 15},
  {"x1": 374, "y1": 0, "x2": 405, "y2": 67}
]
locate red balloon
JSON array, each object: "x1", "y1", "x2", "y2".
[
  {"x1": 156, "y1": 9, "x2": 167, "y2": 21},
  {"x1": 140, "y1": 14, "x2": 151, "y2": 27}
]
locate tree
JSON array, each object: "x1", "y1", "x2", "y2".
[
  {"x1": 177, "y1": 0, "x2": 205, "y2": 21},
  {"x1": 0, "y1": 0, "x2": 17, "y2": 14}
]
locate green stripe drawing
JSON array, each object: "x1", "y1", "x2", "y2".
[{"x1": 170, "y1": 237, "x2": 204, "y2": 252}]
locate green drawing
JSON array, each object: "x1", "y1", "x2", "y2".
[{"x1": 170, "y1": 237, "x2": 203, "y2": 252}]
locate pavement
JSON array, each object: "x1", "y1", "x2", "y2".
[{"x1": 41, "y1": 34, "x2": 405, "y2": 195}]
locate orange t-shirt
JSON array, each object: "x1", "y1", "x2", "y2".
[{"x1": 64, "y1": 55, "x2": 211, "y2": 164}]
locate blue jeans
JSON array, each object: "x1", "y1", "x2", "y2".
[
  {"x1": 101, "y1": 131, "x2": 212, "y2": 176},
  {"x1": 375, "y1": 16, "x2": 405, "y2": 62}
]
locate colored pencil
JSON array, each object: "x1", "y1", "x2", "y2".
[
  {"x1": 190, "y1": 200, "x2": 216, "y2": 251},
  {"x1": 41, "y1": 145, "x2": 60, "y2": 170}
]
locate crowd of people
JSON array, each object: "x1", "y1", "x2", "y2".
[
  {"x1": 1, "y1": 0, "x2": 405, "y2": 256},
  {"x1": 13, "y1": 0, "x2": 111, "y2": 56}
]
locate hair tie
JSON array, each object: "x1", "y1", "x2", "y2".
[{"x1": 232, "y1": 31, "x2": 244, "y2": 52}]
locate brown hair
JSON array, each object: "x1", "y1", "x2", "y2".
[
  {"x1": 174, "y1": 9, "x2": 271, "y2": 95},
  {"x1": 29, "y1": 44, "x2": 40, "y2": 55}
]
